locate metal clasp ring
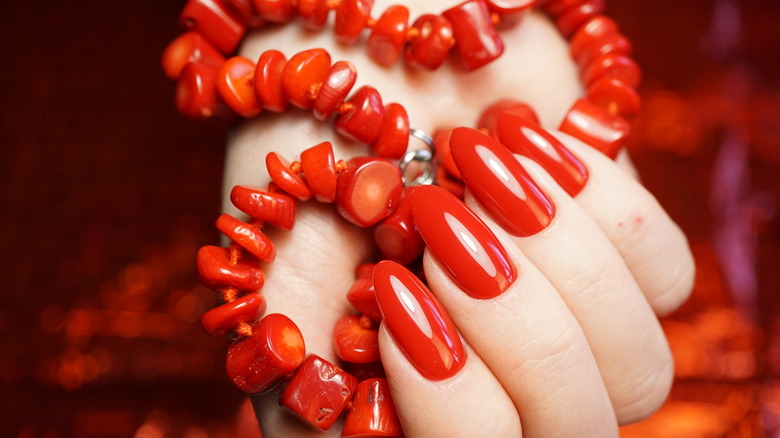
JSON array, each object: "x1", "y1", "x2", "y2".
[{"x1": 399, "y1": 128, "x2": 437, "y2": 187}]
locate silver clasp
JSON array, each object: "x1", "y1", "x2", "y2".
[{"x1": 399, "y1": 128, "x2": 437, "y2": 187}]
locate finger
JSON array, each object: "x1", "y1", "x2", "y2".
[
  {"x1": 373, "y1": 261, "x2": 521, "y2": 438},
  {"x1": 409, "y1": 185, "x2": 618, "y2": 437}
]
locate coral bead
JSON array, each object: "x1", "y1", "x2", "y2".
[
  {"x1": 559, "y1": 98, "x2": 630, "y2": 159},
  {"x1": 300, "y1": 141, "x2": 337, "y2": 203},
  {"x1": 343, "y1": 378, "x2": 403, "y2": 437},
  {"x1": 216, "y1": 56, "x2": 262, "y2": 117},
  {"x1": 432, "y1": 127, "x2": 462, "y2": 180},
  {"x1": 485, "y1": 0, "x2": 535, "y2": 14},
  {"x1": 254, "y1": 50, "x2": 288, "y2": 112},
  {"x1": 582, "y1": 53, "x2": 641, "y2": 88},
  {"x1": 226, "y1": 313, "x2": 306, "y2": 394},
  {"x1": 336, "y1": 157, "x2": 404, "y2": 227},
  {"x1": 570, "y1": 15, "x2": 632, "y2": 69},
  {"x1": 266, "y1": 152, "x2": 312, "y2": 201},
  {"x1": 334, "y1": 0, "x2": 374, "y2": 45},
  {"x1": 355, "y1": 263, "x2": 377, "y2": 280},
  {"x1": 162, "y1": 31, "x2": 226, "y2": 80},
  {"x1": 442, "y1": 0, "x2": 504, "y2": 71},
  {"x1": 347, "y1": 277, "x2": 382, "y2": 322},
  {"x1": 313, "y1": 61, "x2": 358, "y2": 121},
  {"x1": 367, "y1": 5, "x2": 410, "y2": 67},
  {"x1": 554, "y1": 0, "x2": 605, "y2": 38},
  {"x1": 252, "y1": 0, "x2": 294, "y2": 23},
  {"x1": 196, "y1": 245, "x2": 265, "y2": 290},
  {"x1": 586, "y1": 77, "x2": 641, "y2": 120},
  {"x1": 230, "y1": 185, "x2": 297, "y2": 230},
  {"x1": 201, "y1": 293, "x2": 267, "y2": 335},
  {"x1": 371, "y1": 103, "x2": 409, "y2": 159},
  {"x1": 333, "y1": 315, "x2": 380, "y2": 364},
  {"x1": 216, "y1": 214, "x2": 276, "y2": 263},
  {"x1": 570, "y1": 14, "x2": 618, "y2": 56},
  {"x1": 280, "y1": 355, "x2": 358, "y2": 432},
  {"x1": 176, "y1": 62, "x2": 233, "y2": 121},
  {"x1": 374, "y1": 187, "x2": 424, "y2": 265},
  {"x1": 282, "y1": 49, "x2": 332, "y2": 109},
  {"x1": 180, "y1": 0, "x2": 247, "y2": 54},
  {"x1": 336, "y1": 86, "x2": 385, "y2": 144},
  {"x1": 404, "y1": 14, "x2": 455, "y2": 70},
  {"x1": 476, "y1": 99, "x2": 540, "y2": 134},
  {"x1": 297, "y1": 0, "x2": 330, "y2": 30},
  {"x1": 223, "y1": 0, "x2": 266, "y2": 27},
  {"x1": 539, "y1": 0, "x2": 581, "y2": 15}
]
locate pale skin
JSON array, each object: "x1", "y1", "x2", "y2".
[{"x1": 221, "y1": 1, "x2": 696, "y2": 436}]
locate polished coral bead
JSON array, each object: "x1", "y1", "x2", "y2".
[
  {"x1": 266, "y1": 152, "x2": 312, "y2": 201},
  {"x1": 432, "y1": 127, "x2": 462, "y2": 180},
  {"x1": 176, "y1": 62, "x2": 233, "y2": 120},
  {"x1": 405, "y1": 14, "x2": 455, "y2": 70},
  {"x1": 313, "y1": 61, "x2": 358, "y2": 121},
  {"x1": 371, "y1": 103, "x2": 409, "y2": 159},
  {"x1": 216, "y1": 56, "x2": 262, "y2": 117},
  {"x1": 554, "y1": 0, "x2": 605, "y2": 38},
  {"x1": 442, "y1": 0, "x2": 504, "y2": 71},
  {"x1": 216, "y1": 214, "x2": 276, "y2": 263},
  {"x1": 334, "y1": 0, "x2": 374, "y2": 45},
  {"x1": 346, "y1": 277, "x2": 382, "y2": 321},
  {"x1": 367, "y1": 5, "x2": 410, "y2": 67},
  {"x1": 196, "y1": 245, "x2": 265, "y2": 290},
  {"x1": 343, "y1": 378, "x2": 403, "y2": 437},
  {"x1": 333, "y1": 315, "x2": 380, "y2": 364},
  {"x1": 336, "y1": 157, "x2": 404, "y2": 227},
  {"x1": 582, "y1": 52, "x2": 641, "y2": 88},
  {"x1": 180, "y1": 0, "x2": 247, "y2": 54},
  {"x1": 476, "y1": 99, "x2": 540, "y2": 134},
  {"x1": 162, "y1": 32, "x2": 226, "y2": 80},
  {"x1": 586, "y1": 77, "x2": 641, "y2": 120},
  {"x1": 230, "y1": 185, "x2": 297, "y2": 229},
  {"x1": 355, "y1": 263, "x2": 376, "y2": 280},
  {"x1": 252, "y1": 0, "x2": 294, "y2": 23},
  {"x1": 282, "y1": 48, "x2": 331, "y2": 109},
  {"x1": 226, "y1": 313, "x2": 306, "y2": 394},
  {"x1": 300, "y1": 141, "x2": 337, "y2": 203},
  {"x1": 296, "y1": 0, "x2": 329, "y2": 30},
  {"x1": 223, "y1": 0, "x2": 266, "y2": 27},
  {"x1": 485, "y1": 0, "x2": 535, "y2": 14},
  {"x1": 539, "y1": 0, "x2": 581, "y2": 16},
  {"x1": 280, "y1": 355, "x2": 358, "y2": 431},
  {"x1": 374, "y1": 186, "x2": 424, "y2": 265},
  {"x1": 559, "y1": 98, "x2": 630, "y2": 159},
  {"x1": 254, "y1": 50, "x2": 288, "y2": 112},
  {"x1": 570, "y1": 14, "x2": 617, "y2": 56},
  {"x1": 201, "y1": 293, "x2": 267, "y2": 335},
  {"x1": 574, "y1": 31, "x2": 632, "y2": 69},
  {"x1": 336, "y1": 86, "x2": 385, "y2": 144}
]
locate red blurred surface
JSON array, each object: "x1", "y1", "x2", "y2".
[{"x1": 0, "y1": 0, "x2": 779, "y2": 436}]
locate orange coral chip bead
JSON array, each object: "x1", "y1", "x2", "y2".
[
  {"x1": 336, "y1": 86, "x2": 385, "y2": 144},
  {"x1": 266, "y1": 152, "x2": 312, "y2": 201},
  {"x1": 334, "y1": 0, "x2": 374, "y2": 45},
  {"x1": 336, "y1": 157, "x2": 404, "y2": 227},
  {"x1": 442, "y1": 0, "x2": 504, "y2": 71},
  {"x1": 300, "y1": 141, "x2": 337, "y2": 203},
  {"x1": 405, "y1": 14, "x2": 455, "y2": 70},
  {"x1": 252, "y1": 0, "x2": 294, "y2": 23},
  {"x1": 343, "y1": 378, "x2": 403, "y2": 437},
  {"x1": 586, "y1": 77, "x2": 641, "y2": 120},
  {"x1": 201, "y1": 293, "x2": 267, "y2": 335},
  {"x1": 297, "y1": 0, "x2": 330, "y2": 30},
  {"x1": 176, "y1": 62, "x2": 233, "y2": 121},
  {"x1": 582, "y1": 52, "x2": 641, "y2": 88},
  {"x1": 374, "y1": 186, "x2": 424, "y2": 265},
  {"x1": 223, "y1": 0, "x2": 266, "y2": 27},
  {"x1": 196, "y1": 245, "x2": 265, "y2": 290},
  {"x1": 281, "y1": 49, "x2": 332, "y2": 109},
  {"x1": 180, "y1": 0, "x2": 247, "y2": 54},
  {"x1": 162, "y1": 31, "x2": 226, "y2": 80},
  {"x1": 254, "y1": 50, "x2": 288, "y2": 112},
  {"x1": 367, "y1": 5, "x2": 410, "y2": 67},
  {"x1": 313, "y1": 61, "x2": 358, "y2": 121},
  {"x1": 559, "y1": 98, "x2": 630, "y2": 159},
  {"x1": 476, "y1": 99, "x2": 540, "y2": 134},
  {"x1": 216, "y1": 56, "x2": 262, "y2": 117},
  {"x1": 554, "y1": 0, "x2": 605, "y2": 38},
  {"x1": 216, "y1": 214, "x2": 276, "y2": 263},
  {"x1": 371, "y1": 103, "x2": 409, "y2": 159},
  {"x1": 230, "y1": 185, "x2": 297, "y2": 229}
]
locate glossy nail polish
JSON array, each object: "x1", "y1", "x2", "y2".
[
  {"x1": 373, "y1": 261, "x2": 466, "y2": 380},
  {"x1": 495, "y1": 113, "x2": 589, "y2": 197},
  {"x1": 409, "y1": 185, "x2": 516, "y2": 298}
]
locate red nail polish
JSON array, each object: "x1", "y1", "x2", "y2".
[
  {"x1": 450, "y1": 127, "x2": 556, "y2": 237},
  {"x1": 495, "y1": 113, "x2": 589, "y2": 197},
  {"x1": 409, "y1": 185, "x2": 516, "y2": 298},
  {"x1": 373, "y1": 261, "x2": 466, "y2": 380}
]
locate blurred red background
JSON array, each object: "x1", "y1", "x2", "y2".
[{"x1": 1, "y1": 0, "x2": 779, "y2": 436}]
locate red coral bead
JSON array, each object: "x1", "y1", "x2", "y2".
[
  {"x1": 300, "y1": 141, "x2": 337, "y2": 203},
  {"x1": 266, "y1": 152, "x2": 312, "y2": 201},
  {"x1": 442, "y1": 0, "x2": 504, "y2": 71},
  {"x1": 216, "y1": 214, "x2": 276, "y2": 263},
  {"x1": 336, "y1": 86, "x2": 385, "y2": 144},
  {"x1": 374, "y1": 187, "x2": 424, "y2": 265},
  {"x1": 226, "y1": 314, "x2": 306, "y2": 394},
  {"x1": 485, "y1": 0, "x2": 535, "y2": 14},
  {"x1": 586, "y1": 77, "x2": 641, "y2": 120},
  {"x1": 476, "y1": 99, "x2": 540, "y2": 134},
  {"x1": 344, "y1": 361, "x2": 386, "y2": 382},
  {"x1": 282, "y1": 48, "x2": 332, "y2": 109},
  {"x1": 574, "y1": 31, "x2": 632, "y2": 69},
  {"x1": 432, "y1": 127, "x2": 462, "y2": 180},
  {"x1": 180, "y1": 0, "x2": 247, "y2": 54},
  {"x1": 539, "y1": 0, "x2": 580, "y2": 16},
  {"x1": 367, "y1": 5, "x2": 410, "y2": 67},
  {"x1": 355, "y1": 263, "x2": 377, "y2": 280},
  {"x1": 559, "y1": 98, "x2": 630, "y2": 159},
  {"x1": 223, "y1": 0, "x2": 266, "y2": 27},
  {"x1": 570, "y1": 14, "x2": 617, "y2": 56},
  {"x1": 201, "y1": 293, "x2": 267, "y2": 335},
  {"x1": 582, "y1": 52, "x2": 641, "y2": 88},
  {"x1": 216, "y1": 56, "x2": 262, "y2": 117},
  {"x1": 296, "y1": 0, "x2": 330, "y2": 30},
  {"x1": 254, "y1": 50, "x2": 289, "y2": 112},
  {"x1": 554, "y1": 0, "x2": 605, "y2": 38},
  {"x1": 336, "y1": 157, "x2": 404, "y2": 227},
  {"x1": 371, "y1": 103, "x2": 409, "y2": 159},
  {"x1": 230, "y1": 185, "x2": 297, "y2": 230},
  {"x1": 405, "y1": 14, "x2": 455, "y2": 70},
  {"x1": 333, "y1": 315, "x2": 380, "y2": 364},
  {"x1": 280, "y1": 355, "x2": 358, "y2": 432},
  {"x1": 343, "y1": 378, "x2": 403, "y2": 437},
  {"x1": 346, "y1": 277, "x2": 382, "y2": 322},
  {"x1": 162, "y1": 31, "x2": 226, "y2": 80},
  {"x1": 196, "y1": 245, "x2": 265, "y2": 290},
  {"x1": 313, "y1": 61, "x2": 358, "y2": 121},
  {"x1": 334, "y1": 0, "x2": 374, "y2": 45},
  {"x1": 176, "y1": 62, "x2": 233, "y2": 121},
  {"x1": 252, "y1": 0, "x2": 294, "y2": 23}
]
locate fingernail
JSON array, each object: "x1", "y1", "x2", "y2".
[
  {"x1": 409, "y1": 185, "x2": 516, "y2": 299},
  {"x1": 373, "y1": 260, "x2": 466, "y2": 380},
  {"x1": 450, "y1": 127, "x2": 556, "y2": 237},
  {"x1": 495, "y1": 113, "x2": 589, "y2": 197}
]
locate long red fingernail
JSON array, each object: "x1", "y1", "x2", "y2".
[
  {"x1": 495, "y1": 113, "x2": 589, "y2": 197},
  {"x1": 373, "y1": 261, "x2": 466, "y2": 380},
  {"x1": 450, "y1": 127, "x2": 556, "y2": 237},
  {"x1": 409, "y1": 185, "x2": 516, "y2": 298}
]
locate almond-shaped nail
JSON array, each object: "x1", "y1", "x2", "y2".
[
  {"x1": 409, "y1": 185, "x2": 516, "y2": 298},
  {"x1": 450, "y1": 127, "x2": 556, "y2": 237},
  {"x1": 495, "y1": 113, "x2": 589, "y2": 196},
  {"x1": 373, "y1": 260, "x2": 466, "y2": 380}
]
